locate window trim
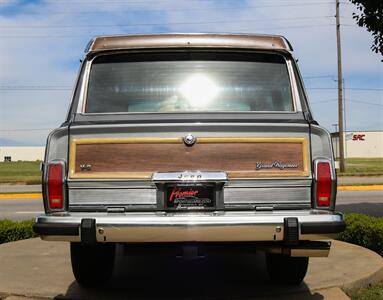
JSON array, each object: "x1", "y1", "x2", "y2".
[{"x1": 77, "y1": 49, "x2": 303, "y2": 115}]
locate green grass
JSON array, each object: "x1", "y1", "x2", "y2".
[
  {"x1": 347, "y1": 282, "x2": 383, "y2": 300},
  {"x1": 339, "y1": 158, "x2": 383, "y2": 176},
  {"x1": 0, "y1": 161, "x2": 41, "y2": 184}
]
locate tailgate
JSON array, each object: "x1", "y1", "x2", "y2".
[{"x1": 67, "y1": 123, "x2": 311, "y2": 210}]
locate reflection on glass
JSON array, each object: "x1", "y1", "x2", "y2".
[{"x1": 179, "y1": 74, "x2": 218, "y2": 108}]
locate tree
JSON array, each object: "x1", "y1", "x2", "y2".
[{"x1": 349, "y1": 0, "x2": 383, "y2": 59}]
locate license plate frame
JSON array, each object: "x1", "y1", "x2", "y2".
[{"x1": 164, "y1": 183, "x2": 216, "y2": 211}]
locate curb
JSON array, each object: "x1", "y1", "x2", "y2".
[
  {"x1": 343, "y1": 264, "x2": 383, "y2": 293},
  {"x1": 341, "y1": 244, "x2": 383, "y2": 292},
  {"x1": 297, "y1": 241, "x2": 383, "y2": 299}
]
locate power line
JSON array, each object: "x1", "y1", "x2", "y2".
[
  {"x1": 0, "y1": 128, "x2": 53, "y2": 132},
  {"x1": 303, "y1": 75, "x2": 335, "y2": 79},
  {"x1": 310, "y1": 98, "x2": 383, "y2": 107},
  {"x1": 0, "y1": 86, "x2": 71, "y2": 91},
  {"x1": 346, "y1": 99, "x2": 383, "y2": 107},
  {"x1": 0, "y1": 2, "x2": 334, "y2": 16},
  {"x1": 307, "y1": 87, "x2": 383, "y2": 91},
  {"x1": 0, "y1": 0, "x2": 333, "y2": 5},
  {"x1": 0, "y1": 16, "x2": 333, "y2": 29},
  {"x1": 341, "y1": 24, "x2": 361, "y2": 28},
  {"x1": 0, "y1": 85, "x2": 71, "y2": 88},
  {"x1": 310, "y1": 99, "x2": 338, "y2": 104},
  {"x1": 0, "y1": 24, "x2": 336, "y2": 38},
  {"x1": 0, "y1": 89, "x2": 71, "y2": 91}
]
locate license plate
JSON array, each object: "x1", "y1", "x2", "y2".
[{"x1": 165, "y1": 184, "x2": 215, "y2": 210}]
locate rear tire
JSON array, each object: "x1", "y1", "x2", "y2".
[
  {"x1": 266, "y1": 253, "x2": 309, "y2": 285},
  {"x1": 70, "y1": 242, "x2": 116, "y2": 287}
]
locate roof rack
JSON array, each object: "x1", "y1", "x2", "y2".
[{"x1": 85, "y1": 33, "x2": 293, "y2": 54}]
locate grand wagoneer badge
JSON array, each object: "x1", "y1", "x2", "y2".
[{"x1": 256, "y1": 161, "x2": 299, "y2": 170}]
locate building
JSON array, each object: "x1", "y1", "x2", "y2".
[
  {"x1": 331, "y1": 131, "x2": 383, "y2": 158},
  {"x1": 0, "y1": 147, "x2": 45, "y2": 162}
]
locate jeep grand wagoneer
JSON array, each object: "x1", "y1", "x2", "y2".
[{"x1": 33, "y1": 33, "x2": 345, "y2": 287}]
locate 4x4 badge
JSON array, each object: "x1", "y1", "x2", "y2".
[
  {"x1": 183, "y1": 134, "x2": 196, "y2": 146},
  {"x1": 80, "y1": 164, "x2": 92, "y2": 171}
]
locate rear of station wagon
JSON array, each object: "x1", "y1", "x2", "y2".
[{"x1": 33, "y1": 33, "x2": 345, "y2": 287}]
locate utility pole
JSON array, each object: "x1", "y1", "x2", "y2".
[{"x1": 336, "y1": 0, "x2": 345, "y2": 172}]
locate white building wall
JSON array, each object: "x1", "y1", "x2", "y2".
[
  {"x1": 0, "y1": 147, "x2": 45, "y2": 161},
  {"x1": 333, "y1": 131, "x2": 383, "y2": 158}
]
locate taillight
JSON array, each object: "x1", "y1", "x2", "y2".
[
  {"x1": 47, "y1": 163, "x2": 64, "y2": 209},
  {"x1": 315, "y1": 161, "x2": 332, "y2": 207}
]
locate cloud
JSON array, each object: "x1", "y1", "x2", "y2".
[{"x1": 0, "y1": 0, "x2": 381, "y2": 145}]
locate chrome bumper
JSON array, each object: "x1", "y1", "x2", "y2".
[{"x1": 34, "y1": 210, "x2": 345, "y2": 243}]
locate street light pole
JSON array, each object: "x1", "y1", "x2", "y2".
[{"x1": 336, "y1": 0, "x2": 346, "y2": 172}]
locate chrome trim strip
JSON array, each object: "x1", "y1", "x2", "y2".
[
  {"x1": 77, "y1": 60, "x2": 92, "y2": 114},
  {"x1": 68, "y1": 136, "x2": 310, "y2": 180},
  {"x1": 69, "y1": 188, "x2": 157, "y2": 205},
  {"x1": 224, "y1": 187, "x2": 310, "y2": 204},
  {"x1": 152, "y1": 171, "x2": 227, "y2": 182},
  {"x1": 66, "y1": 178, "x2": 311, "y2": 189},
  {"x1": 293, "y1": 59, "x2": 314, "y2": 117},
  {"x1": 286, "y1": 59, "x2": 302, "y2": 112},
  {"x1": 69, "y1": 122, "x2": 309, "y2": 129},
  {"x1": 226, "y1": 179, "x2": 312, "y2": 187},
  {"x1": 65, "y1": 60, "x2": 85, "y2": 120}
]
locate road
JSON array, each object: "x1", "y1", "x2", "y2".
[
  {"x1": 0, "y1": 190, "x2": 382, "y2": 220},
  {"x1": 336, "y1": 190, "x2": 383, "y2": 217},
  {"x1": 0, "y1": 198, "x2": 43, "y2": 220}
]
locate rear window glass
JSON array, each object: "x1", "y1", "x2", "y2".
[{"x1": 85, "y1": 52, "x2": 293, "y2": 113}]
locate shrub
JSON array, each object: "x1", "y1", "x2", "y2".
[
  {"x1": 0, "y1": 219, "x2": 37, "y2": 244},
  {"x1": 337, "y1": 213, "x2": 383, "y2": 256}
]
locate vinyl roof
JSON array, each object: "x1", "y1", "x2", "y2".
[{"x1": 86, "y1": 33, "x2": 293, "y2": 54}]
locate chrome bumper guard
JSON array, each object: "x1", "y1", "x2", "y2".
[{"x1": 34, "y1": 210, "x2": 345, "y2": 245}]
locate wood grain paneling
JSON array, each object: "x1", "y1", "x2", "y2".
[{"x1": 69, "y1": 137, "x2": 309, "y2": 179}]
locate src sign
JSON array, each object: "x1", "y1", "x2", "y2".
[{"x1": 352, "y1": 134, "x2": 366, "y2": 141}]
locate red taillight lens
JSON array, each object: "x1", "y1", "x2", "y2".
[
  {"x1": 316, "y1": 162, "x2": 332, "y2": 207},
  {"x1": 48, "y1": 163, "x2": 63, "y2": 209}
]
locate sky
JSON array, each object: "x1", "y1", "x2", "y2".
[{"x1": 0, "y1": 0, "x2": 382, "y2": 146}]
